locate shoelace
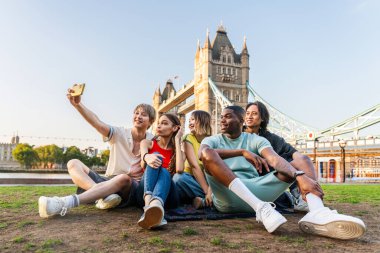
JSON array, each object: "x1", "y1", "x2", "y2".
[
  {"x1": 257, "y1": 202, "x2": 276, "y2": 222},
  {"x1": 60, "y1": 207, "x2": 67, "y2": 216}
]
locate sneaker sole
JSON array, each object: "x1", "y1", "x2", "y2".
[
  {"x1": 294, "y1": 206, "x2": 309, "y2": 213},
  {"x1": 152, "y1": 219, "x2": 168, "y2": 229},
  {"x1": 266, "y1": 216, "x2": 287, "y2": 233},
  {"x1": 96, "y1": 197, "x2": 122, "y2": 210},
  {"x1": 137, "y1": 206, "x2": 163, "y2": 229},
  {"x1": 299, "y1": 220, "x2": 366, "y2": 240},
  {"x1": 38, "y1": 197, "x2": 49, "y2": 218}
]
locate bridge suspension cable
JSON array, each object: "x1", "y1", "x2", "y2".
[
  {"x1": 208, "y1": 79, "x2": 380, "y2": 141},
  {"x1": 208, "y1": 77, "x2": 232, "y2": 108},
  {"x1": 209, "y1": 78, "x2": 317, "y2": 141},
  {"x1": 246, "y1": 82, "x2": 317, "y2": 141},
  {"x1": 318, "y1": 103, "x2": 380, "y2": 139}
]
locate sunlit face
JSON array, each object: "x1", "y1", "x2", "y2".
[
  {"x1": 133, "y1": 107, "x2": 151, "y2": 129},
  {"x1": 220, "y1": 109, "x2": 241, "y2": 134},
  {"x1": 156, "y1": 115, "x2": 179, "y2": 137},
  {"x1": 245, "y1": 105, "x2": 261, "y2": 128},
  {"x1": 188, "y1": 115, "x2": 196, "y2": 134}
]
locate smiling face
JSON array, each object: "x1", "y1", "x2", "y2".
[
  {"x1": 188, "y1": 115, "x2": 196, "y2": 134},
  {"x1": 245, "y1": 104, "x2": 262, "y2": 129},
  {"x1": 220, "y1": 109, "x2": 243, "y2": 135},
  {"x1": 132, "y1": 107, "x2": 151, "y2": 130},
  {"x1": 156, "y1": 115, "x2": 179, "y2": 137}
]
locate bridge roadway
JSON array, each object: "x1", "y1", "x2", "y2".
[{"x1": 158, "y1": 81, "x2": 194, "y2": 113}]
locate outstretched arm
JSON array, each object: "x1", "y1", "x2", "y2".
[{"x1": 67, "y1": 89, "x2": 110, "y2": 137}]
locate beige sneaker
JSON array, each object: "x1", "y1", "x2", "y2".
[
  {"x1": 39, "y1": 196, "x2": 68, "y2": 218},
  {"x1": 95, "y1": 194, "x2": 122, "y2": 210},
  {"x1": 138, "y1": 202, "x2": 164, "y2": 229},
  {"x1": 299, "y1": 207, "x2": 366, "y2": 240}
]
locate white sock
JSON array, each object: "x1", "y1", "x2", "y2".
[
  {"x1": 60, "y1": 194, "x2": 80, "y2": 208},
  {"x1": 306, "y1": 193, "x2": 324, "y2": 212},
  {"x1": 228, "y1": 178, "x2": 263, "y2": 211}
]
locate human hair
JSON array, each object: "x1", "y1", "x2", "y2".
[
  {"x1": 134, "y1": 104, "x2": 156, "y2": 126},
  {"x1": 224, "y1": 105, "x2": 245, "y2": 122},
  {"x1": 155, "y1": 113, "x2": 180, "y2": 174},
  {"x1": 245, "y1": 101, "x2": 269, "y2": 133},
  {"x1": 191, "y1": 110, "x2": 212, "y2": 136}
]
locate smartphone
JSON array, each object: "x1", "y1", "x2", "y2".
[{"x1": 71, "y1": 83, "x2": 86, "y2": 97}]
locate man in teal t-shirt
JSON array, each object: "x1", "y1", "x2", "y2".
[{"x1": 199, "y1": 106, "x2": 366, "y2": 239}]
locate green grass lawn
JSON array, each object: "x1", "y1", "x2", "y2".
[
  {"x1": 0, "y1": 186, "x2": 76, "y2": 212},
  {"x1": 0, "y1": 184, "x2": 379, "y2": 212},
  {"x1": 0, "y1": 184, "x2": 379, "y2": 253},
  {"x1": 321, "y1": 184, "x2": 380, "y2": 204}
]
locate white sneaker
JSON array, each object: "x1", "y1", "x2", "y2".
[
  {"x1": 137, "y1": 202, "x2": 164, "y2": 229},
  {"x1": 39, "y1": 196, "x2": 68, "y2": 218},
  {"x1": 256, "y1": 202, "x2": 287, "y2": 233},
  {"x1": 294, "y1": 196, "x2": 309, "y2": 212},
  {"x1": 299, "y1": 207, "x2": 366, "y2": 240},
  {"x1": 152, "y1": 217, "x2": 168, "y2": 228},
  {"x1": 95, "y1": 194, "x2": 122, "y2": 210}
]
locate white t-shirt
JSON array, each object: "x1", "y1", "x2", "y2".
[{"x1": 104, "y1": 127, "x2": 153, "y2": 180}]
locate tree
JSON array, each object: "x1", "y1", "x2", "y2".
[
  {"x1": 88, "y1": 156, "x2": 102, "y2": 167},
  {"x1": 63, "y1": 146, "x2": 87, "y2": 164},
  {"x1": 100, "y1": 149, "x2": 110, "y2": 166},
  {"x1": 35, "y1": 145, "x2": 64, "y2": 168},
  {"x1": 12, "y1": 143, "x2": 38, "y2": 169}
]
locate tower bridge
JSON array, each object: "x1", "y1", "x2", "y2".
[{"x1": 152, "y1": 25, "x2": 380, "y2": 183}]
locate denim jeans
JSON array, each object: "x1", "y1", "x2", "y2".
[
  {"x1": 172, "y1": 172, "x2": 205, "y2": 205},
  {"x1": 143, "y1": 153, "x2": 179, "y2": 209}
]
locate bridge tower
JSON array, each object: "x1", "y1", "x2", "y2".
[
  {"x1": 194, "y1": 25, "x2": 249, "y2": 133},
  {"x1": 152, "y1": 25, "x2": 250, "y2": 133}
]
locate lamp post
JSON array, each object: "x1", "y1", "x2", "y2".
[
  {"x1": 313, "y1": 139, "x2": 318, "y2": 178},
  {"x1": 339, "y1": 140, "x2": 347, "y2": 183}
]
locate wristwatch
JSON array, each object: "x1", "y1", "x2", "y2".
[{"x1": 293, "y1": 170, "x2": 305, "y2": 179}]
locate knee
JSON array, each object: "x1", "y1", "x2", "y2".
[
  {"x1": 172, "y1": 173, "x2": 186, "y2": 185},
  {"x1": 172, "y1": 173, "x2": 182, "y2": 183},
  {"x1": 67, "y1": 159, "x2": 83, "y2": 173},
  {"x1": 115, "y1": 174, "x2": 132, "y2": 188}
]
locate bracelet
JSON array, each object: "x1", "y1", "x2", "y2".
[{"x1": 143, "y1": 153, "x2": 148, "y2": 163}]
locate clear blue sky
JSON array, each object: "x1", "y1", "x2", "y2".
[{"x1": 0, "y1": 0, "x2": 379, "y2": 149}]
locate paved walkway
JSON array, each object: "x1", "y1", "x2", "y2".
[{"x1": 0, "y1": 173, "x2": 74, "y2": 185}]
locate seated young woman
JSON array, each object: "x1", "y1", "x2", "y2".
[
  {"x1": 138, "y1": 113, "x2": 184, "y2": 229},
  {"x1": 173, "y1": 110, "x2": 213, "y2": 209}
]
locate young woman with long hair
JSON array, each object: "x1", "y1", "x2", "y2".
[
  {"x1": 138, "y1": 113, "x2": 184, "y2": 229},
  {"x1": 173, "y1": 110, "x2": 213, "y2": 209}
]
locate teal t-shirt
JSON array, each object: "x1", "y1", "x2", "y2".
[{"x1": 201, "y1": 132, "x2": 272, "y2": 179}]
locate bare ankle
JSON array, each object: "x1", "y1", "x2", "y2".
[{"x1": 192, "y1": 197, "x2": 203, "y2": 209}]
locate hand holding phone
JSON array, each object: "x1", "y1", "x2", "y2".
[{"x1": 70, "y1": 83, "x2": 86, "y2": 97}]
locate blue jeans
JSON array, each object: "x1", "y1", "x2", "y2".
[
  {"x1": 173, "y1": 172, "x2": 205, "y2": 205},
  {"x1": 143, "y1": 154, "x2": 179, "y2": 209}
]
